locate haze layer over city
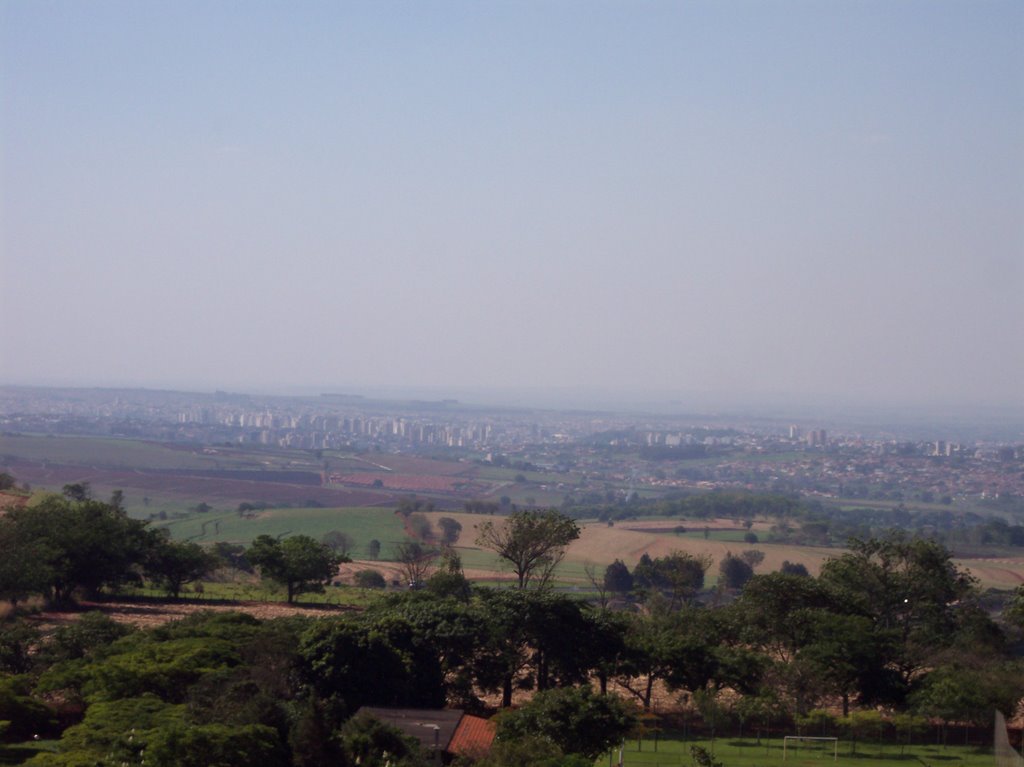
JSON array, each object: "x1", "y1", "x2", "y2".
[
  {"x1": 2, "y1": 1, "x2": 1022, "y2": 417},
  {"x1": 3, "y1": 7, "x2": 1024, "y2": 763}
]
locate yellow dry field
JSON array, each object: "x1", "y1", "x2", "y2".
[
  {"x1": 954, "y1": 556, "x2": 1024, "y2": 590},
  {"x1": 570, "y1": 524, "x2": 1024, "y2": 589},
  {"x1": 566, "y1": 520, "x2": 835, "y2": 576},
  {"x1": 386, "y1": 512, "x2": 1024, "y2": 589},
  {"x1": 418, "y1": 512, "x2": 836, "y2": 579}
]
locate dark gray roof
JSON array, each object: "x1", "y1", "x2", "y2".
[{"x1": 355, "y1": 707, "x2": 465, "y2": 753}]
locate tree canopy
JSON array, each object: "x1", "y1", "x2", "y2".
[
  {"x1": 494, "y1": 686, "x2": 637, "y2": 759},
  {"x1": 4, "y1": 494, "x2": 153, "y2": 604},
  {"x1": 3, "y1": 496, "x2": 1022, "y2": 767},
  {"x1": 146, "y1": 534, "x2": 220, "y2": 599}
]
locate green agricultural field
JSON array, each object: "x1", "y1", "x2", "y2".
[
  {"x1": 677, "y1": 529, "x2": 754, "y2": 543},
  {"x1": 0, "y1": 434, "x2": 240, "y2": 470},
  {"x1": 472, "y1": 465, "x2": 575, "y2": 484},
  {"x1": 0, "y1": 433, "x2": 332, "y2": 475},
  {"x1": 156, "y1": 505, "x2": 410, "y2": 552},
  {"x1": 450, "y1": 545, "x2": 597, "y2": 588},
  {"x1": 22, "y1": 487, "x2": 205, "y2": 521},
  {"x1": 449, "y1": 545, "x2": 512, "y2": 573},
  {"x1": 599, "y1": 736, "x2": 998, "y2": 767},
  {"x1": 132, "y1": 496, "x2": 215, "y2": 520},
  {"x1": 501, "y1": 487, "x2": 571, "y2": 507}
]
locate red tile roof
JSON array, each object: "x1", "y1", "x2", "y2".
[{"x1": 447, "y1": 714, "x2": 496, "y2": 758}]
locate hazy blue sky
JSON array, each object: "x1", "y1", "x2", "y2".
[{"x1": 2, "y1": 1, "x2": 1022, "y2": 411}]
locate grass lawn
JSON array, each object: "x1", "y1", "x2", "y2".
[
  {"x1": 677, "y1": 530, "x2": 752, "y2": 543},
  {"x1": 156, "y1": 505, "x2": 410, "y2": 553},
  {"x1": 599, "y1": 736, "x2": 997, "y2": 767},
  {"x1": 451, "y1": 546, "x2": 512, "y2": 574},
  {"x1": 0, "y1": 434, "x2": 275, "y2": 471},
  {"x1": 472, "y1": 466, "x2": 575, "y2": 484}
]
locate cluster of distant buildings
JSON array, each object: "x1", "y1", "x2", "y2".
[
  {"x1": 789, "y1": 425, "x2": 829, "y2": 447},
  {"x1": 2, "y1": 387, "x2": 1022, "y2": 506},
  {"x1": 176, "y1": 407, "x2": 496, "y2": 450}
]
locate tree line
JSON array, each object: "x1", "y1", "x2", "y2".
[
  {"x1": 3, "y1": 591, "x2": 642, "y2": 765},
  {"x1": 0, "y1": 485, "x2": 358, "y2": 605},
  {"x1": 5, "y1": 490, "x2": 1024, "y2": 765},
  {"x1": 3, "y1": 526, "x2": 1024, "y2": 764},
  {"x1": 564, "y1": 489, "x2": 1024, "y2": 556}
]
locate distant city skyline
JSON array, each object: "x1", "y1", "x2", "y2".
[{"x1": 2, "y1": 2, "x2": 1022, "y2": 411}]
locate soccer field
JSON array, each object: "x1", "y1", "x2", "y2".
[{"x1": 599, "y1": 736, "x2": 996, "y2": 767}]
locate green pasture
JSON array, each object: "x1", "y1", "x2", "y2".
[
  {"x1": 550, "y1": 557, "x2": 606, "y2": 585},
  {"x1": 132, "y1": 495, "x2": 224, "y2": 520},
  {"x1": 472, "y1": 465, "x2": 576, "y2": 484},
  {"x1": 153, "y1": 504, "x2": 601, "y2": 584},
  {"x1": 452, "y1": 546, "x2": 595, "y2": 587},
  {"x1": 450, "y1": 546, "x2": 513, "y2": 573},
  {"x1": 500, "y1": 488, "x2": 572, "y2": 507},
  {"x1": 0, "y1": 434, "x2": 328, "y2": 473},
  {"x1": 679, "y1": 529, "x2": 754, "y2": 543},
  {"x1": 599, "y1": 735, "x2": 998, "y2": 767},
  {"x1": 157, "y1": 506, "x2": 409, "y2": 552},
  {"x1": 24, "y1": 486, "x2": 204, "y2": 521},
  {"x1": 0, "y1": 434, "x2": 230, "y2": 470}
]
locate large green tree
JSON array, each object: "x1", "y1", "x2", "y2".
[
  {"x1": 732, "y1": 572, "x2": 831, "y2": 664},
  {"x1": 338, "y1": 711, "x2": 428, "y2": 767},
  {"x1": 147, "y1": 722, "x2": 289, "y2": 767},
  {"x1": 495, "y1": 686, "x2": 637, "y2": 760},
  {"x1": 616, "y1": 602, "x2": 727, "y2": 711},
  {"x1": 633, "y1": 551, "x2": 711, "y2": 606},
  {"x1": 363, "y1": 591, "x2": 485, "y2": 706},
  {"x1": 818, "y1": 533, "x2": 984, "y2": 692},
  {"x1": 146, "y1": 534, "x2": 220, "y2": 599},
  {"x1": 0, "y1": 517, "x2": 52, "y2": 606},
  {"x1": 719, "y1": 553, "x2": 755, "y2": 590},
  {"x1": 797, "y1": 610, "x2": 894, "y2": 715},
  {"x1": 6, "y1": 494, "x2": 153, "y2": 604},
  {"x1": 476, "y1": 509, "x2": 580, "y2": 589},
  {"x1": 246, "y1": 535, "x2": 343, "y2": 603},
  {"x1": 603, "y1": 559, "x2": 634, "y2": 594},
  {"x1": 471, "y1": 589, "x2": 613, "y2": 708},
  {"x1": 437, "y1": 516, "x2": 463, "y2": 545},
  {"x1": 297, "y1": 618, "x2": 426, "y2": 717},
  {"x1": 27, "y1": 614, "x2": 301, "y2": 765},
  {"x1": 910, "y1": 661, "x2": 1024, "y2": 744}
]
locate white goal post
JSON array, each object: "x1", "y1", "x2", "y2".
[{"x1": 783, "y1": 736, "x2": 838, "y2": 761}]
